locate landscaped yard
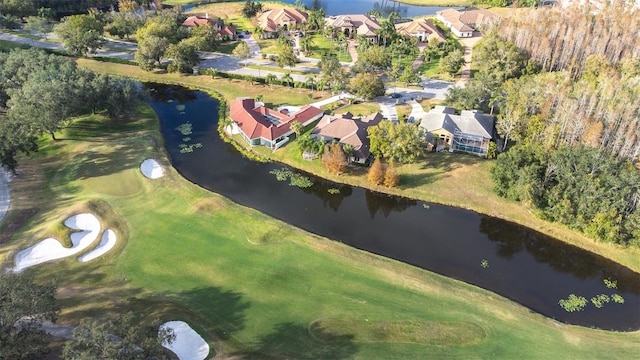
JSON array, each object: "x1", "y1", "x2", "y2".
[{"x1": 305, "y1": 34, "x2": 352, "y2": 63}]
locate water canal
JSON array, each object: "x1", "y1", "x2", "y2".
[{"x1": 147, "y1": 84, "x2": 640, "y2": 331}]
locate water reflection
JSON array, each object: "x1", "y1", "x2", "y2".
[{"x1": 147, "y1": 84, "x2": 640, "y2": 330}]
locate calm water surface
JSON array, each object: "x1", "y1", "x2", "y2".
[
  {"x1": 147, "y1": 84, "x2": 640, "y2": 331},
  {"x1": 184, "y1": 0, "x2": 449, "y2": 17}
]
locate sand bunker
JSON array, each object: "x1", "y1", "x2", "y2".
[
  {"x1": 140, "y1": 159, "x2": 164, "y2": 179},
  {"x1": 13, "y1": 213, "x2": 101, "y2": 272},
  {"x1": 78, "y1": 229, "x2": 116, "y2": 263},
  {"x1": 160, "y1": 321, "x2": 209, "y2": 360}
]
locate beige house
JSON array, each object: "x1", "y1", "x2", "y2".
[
  {"x1": 257, "y1": 8, "x2": 309, "y2": 38},
  {"x1": 419, "y1": 106, "x2": 494, "y2": 157},
  {"x1": 324, "y1": 14, "x2": 381, "y2": 41},
  {"x1": 436, "y1": 8, "x2": 500, "y2": 38},
  {"x1": 395, "y1": 19, "x2": 446, "y2": 43},
  {"x1": 311, "y1": 112, "x2": 384, "y2": 164}
]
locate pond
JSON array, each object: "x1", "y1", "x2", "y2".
[
  {"x1": 183, "y1": 0, "x2": 450, "y2": 17},
  {"x1": 147, "y1": 84, "x2": 640, "y2": 331}
]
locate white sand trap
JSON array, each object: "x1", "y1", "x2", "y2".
[
  {"x1": 78, "y1": 229, "x2": 116, "y2": 263},
  {"x1": 160, "y1": 321, "x2": 209, "y2": 360},
  {"x1": 13, "y1": 213, "x2": 101, "y2": 272},
  {"x1": 140, "y1": 158, "x2": 164, "y2": 179}
]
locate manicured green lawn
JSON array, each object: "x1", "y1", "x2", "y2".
[
  {"x1": 5, "y1": 104, "x2": 640, "y2": 359},
  {"x1": 215, "y1": 40, "x2": 240, "y2": 54},
  {"x1": 305, "y1": 34, "x2": 352, "y2": 63}
]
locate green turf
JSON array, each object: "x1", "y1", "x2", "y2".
[{"x1": 4, "y1": 84, "x2": 640, "y2": 359}]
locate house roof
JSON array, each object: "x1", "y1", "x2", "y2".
[
  {"x1": 231, "y1": 98, "x2": 323, "y2": 142},
  {"x1": 395, "y1": 19, "x2": 446, "y2": 42},
  {"x1": 436, "y1": 8, "x2": 499, "y2": 33},
  {"x1": 218, "y1": 25, "x2": 235, "y2": 36},
  {"x1": 257, "y1": 8, "x2": 309, "y2": 32},
  {"x1": 312, "y1": 112, "x2": 384, "y2": 159},
  {"x1": 325, "y1": 15, "x2": 381, "y2": 37},
  {"x1": 182, "y1": 15, "x2": 219, "y2": 28},
  {"x1": 419, "y1": 106, "x2": 493, "y2": 139}
]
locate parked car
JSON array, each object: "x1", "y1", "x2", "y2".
[
  {"x1": 390, "y1": 93, "x2": 402, "y2": 99},
  {"x1": 298, "y1": 32, "x2": 304, "y2": 37},
  {"x1": 238, "y1": 34, "x2": 244, "y2": 39}
]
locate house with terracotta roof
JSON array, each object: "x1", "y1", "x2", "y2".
[
  {"x1": 229, "y1": 98, "x2": 324, "y2": 150},
  {"x1": 257, "y1": 8, "x2": 309, "y2": 38},
  {"x1": 395, "y1": 19, "x2": 446, "y2": 43},
  {"x1": 436, "y1": 8, "x2": 500, "y2": 38},
  {"x1": 324, "y1": 14, "x2": 381, "y2": 41},
  {"x1": 182, "y1": 15, "x2": 236, "y2": 40},
  {"x1": 419, "y1": 106, "x2": 494, "y2": 157},
  {"x1": 311, "y1": 112, "x2": 384, "y2": 164}
]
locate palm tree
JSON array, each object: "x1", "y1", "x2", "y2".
[
  {"x1": 265, "y1": 73, "x2": 277, "y2": 89},
  {"x1": 253, "y1": 26, "x2": 264, "y2": 39},
  {"x1": 281, "y1": 72, "x2": 294, "y2": 88},
  {"x1": 305, "y1": 76, "x2": 317, "y2": 91},
  {"x1": 299, "y1": 35, "x2": 314, "y2": 55}
]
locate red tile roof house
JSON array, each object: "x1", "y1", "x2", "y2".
[
  {"x1": 229, "y1": 98, "x2": 324, "y2": 150},
  {"x1": 394, "y1": 19, "x2": 446, "y2": 43},
  {"x1": 436, "y1": 8, "x2": 500, "y2": 38},
  {"x1": 311, "y1": 112, "x2": 384, "y2": 164},
  {"x1": 257, "y1": 8, "x2": 309, "y2": 39},
  {"x1": 182, "y1": 15, "x2": 236, "y2": 40}
]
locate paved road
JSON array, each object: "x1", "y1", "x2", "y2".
[{"x1": 0, "y1": 169, "x2": 9, "y2": 225}]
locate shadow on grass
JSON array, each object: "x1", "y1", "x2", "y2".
[
  {"x1": 399, "y1": 153, "x2": 476, "y2": 188},
  {"x1": 236, "y1": 322, "x2": 358, "y2": 360}
]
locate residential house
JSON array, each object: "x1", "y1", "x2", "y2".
[
  {"x1": 419, "y1": 106, "x2": 494, "y2": 157},
  {"x1": 257, "y1": 8, "x2": 309, "y2": 38},
  {"x1": 311, "y1": 112, "x2": 384, "y2": 164},
  {"x1": 229, "y1": 98, "x2": 323, "y2": 150},
  {"x1": 436, "y1": 8, "x2": 500, "y2": 38},
  {"x1": 394, "y1": 19, "x2": 446, "y2": 43},
  {"x1": 182, "y1": 15, "x2": 236, "y2": 40},
  {"x1": 324, "y1": 14, "x2": 381, "y2": 41}
]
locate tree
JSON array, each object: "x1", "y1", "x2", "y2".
[
  {"x1": 242, "y1": 0, "x2": 263, "y2": 18},
  {"x1": 276, "y1": 43, "x2": 297, "y2": 70},
  {"x1": 135, "y1": 35, "x2": 169, "y2": 70},
  {"x1": 398, "y1": 64, "x2": 421, "y2": 86},
  {"x1": 232, "y1": 40, "x2": 251, "y2": 60},
  {"x1": 265, "y1": 73, "x2": 277, "y2": 89},
  {"x1": 281, "y1": 72, "x2": 294, "y2": 88},
  {"x1": 318, "y1": 53, "x2": 346, "y2": 94},
  {"x1": 106, "y1": 13, "x2": 138, "y2": 40},
  {"x1": 299, "y1": 35, "x2": 314, "y2": 55},
  {"x1": 358, "y1": 45, "x2": 391, "y2": 69},
  {"x1": 290, "y1": 121, "x2": 304, "y2": 139},
  {"x1": 297, "y1": 133, "x2": 324, "y2": 156},
  {"x1": 348, "y1": 73, "x2": 385, "y2": 100},
  {"x1": 367, "y1": 157, "x2": 385, "y2": 185},
  {"x1": 322, "y1": 141, "x2": 347, "y2": 174},
  {"x1": 0, "y1": 272, "x2": 58, "y2": 360},
  {"x1": 62, "y1": 312, "x2": 175, "y2": 360},
  {"x1": 118, "y1": 0, "x2": 138, "y2": 13},
  {"x1": 55, "y1": 14, "x2": 104, "y2": 56},
  {"x1": 368, "y1": 121, "x2": 427, "y2": 163},
  {"x1": 23, "y1": 16, "x2": 53, "y2": 38},
  {"x1": 383, "y1": 162, "x2": 400, "y2": 187},
  {"x1": 166, "y1": 38, "x2": 200, "y2": 73},
  {"x1": 440, "y1": 49, "x2": 465, "y2": 76}
]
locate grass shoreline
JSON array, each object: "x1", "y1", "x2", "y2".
[{"x1": 74, "y1": 59, "x2": 640, "y2": 276}]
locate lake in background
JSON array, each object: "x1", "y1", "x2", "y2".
[
  {"x1": 183, "y1": 0, "x2": 451, "y2": 17},
  {"x1": 147, "y1": 84, "x2": 640, "y2": 331}
]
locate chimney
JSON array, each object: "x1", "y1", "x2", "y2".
[{"x1": 206, "y1": 13, "x2": 209, "y2": 19}]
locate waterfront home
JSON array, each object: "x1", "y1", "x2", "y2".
[
  {"x1": 436, "y1": 8, "x2": 500, "y2": 37},
  {"x1": 395, "y1": 18, "x2": 445, "y2": 43},
  {"x1": 311, "y1": 112, "x2": 384, "y2": 164},
  {"x1": 324, "y1": 14, "x2": 381, "y2": 42},
  {"x1": 229, "y1": 98, "x2": 323, "y2": 150},
  {"x1": 182, "y1": 15, "x2": 236, "y2": 40},
  {"x1": 257, "y1": 8, "x2": 309, "y2": 38},
  {"x1": 419, "y1": 106, "x2": 494, "y2": 157}
]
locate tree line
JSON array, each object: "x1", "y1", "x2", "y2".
[
  {"x1": 492, "y1": 144, "x2": 640, "y2": 246},
  {"x1": 500, "y1": 2, "x2": 640, "y2": 78},
  {"x1": 0, "y1": 48, "x2": 144, "y2": 171}
]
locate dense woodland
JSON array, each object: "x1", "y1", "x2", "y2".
[
  {"x1": 0, "y1": 0, "x2": 120, "y2": 17},
  {"x1": 0, "y1": 49, "x2": 144, "y2": 171},
  {"x1": 464, "y1": 2, "x2": 640, "y2": 245}
]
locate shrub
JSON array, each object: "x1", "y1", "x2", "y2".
[{"x1": 368, "y1": 158, "x2": 385, "y2": 185}]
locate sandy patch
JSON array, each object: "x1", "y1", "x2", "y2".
[
  {"x1": 13, "y1": 213, "x2": 101, "y2": 272},
  {"x1": 78, "y1": 229, "x2": 116, "y2": 263},
  {"x1": 160, "y1": 321, "x2": 209, "y2": 360},
  {"x1": 140, "y1": 158, "x2": 164, "y2": 179}
]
